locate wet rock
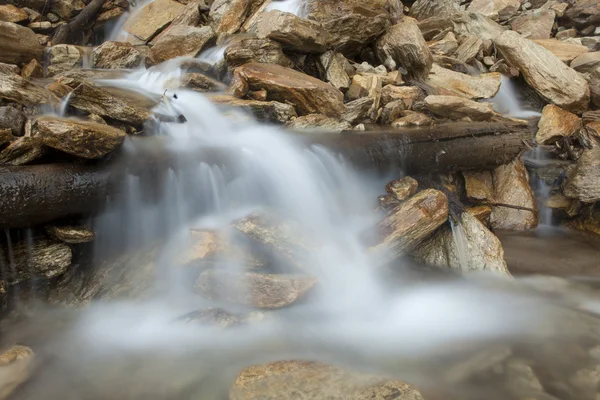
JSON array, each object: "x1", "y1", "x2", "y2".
[
  {"x1": 0, "y1": 21, "x2": 43, "y2": 65},
  {"x1": 425, "y1": 95, "x2": 497, "y2": 121},
  {"x1": 452, "y1": 12, "x2": 506, "y2": 41},
  {"x1": 375, "y1": 17, "x2": 433, "y2": 79},
  {"x1": 412, "y1": 212, "x2": 510, "y2": 274},
  {"x1": 391, "y1": 112, "x2": 433, "y2": 127},
  {"x1": 371, "y1": 189, "x2": 449, "y2": 261},
  {"x1": 463, "y1": 170, "x2": 495, "y2": 201},
  {"x1": 566, "y1": 212, "x2": 600, "y2": 236},
  {"x1": 20, "y1": 58, "x2": 42, "y2": 79},
  {"x1": 6, "y1": 239, "x2": 72, "y2": 284},
  {"x1": 0, "y1": 129, "x2": 13, "y2": 147},
  {"x1": 409, "y1": 0, "x2": 461, "y2": 20},
  {"x1": 123, "y1": 0, "x2": 185, "y2": 42},
  {"x1": 45, "y1": 225, "x2": 95, "y2": 244},
  {"x1": 150, "y1": 25, "x2": 215, "y2": 64},
  {"x1": 495, "y1": 30, "x2": 590, "y2": 113},
  {"x1": 0, "y1": 345, "x2": 34, "y2": 400},
  {"x1": 536, "y1": 104, "x2": 582, "y2": 144},
  {"x1": 425, "y1": 64, "x2": 501, "y2": 99},
  {"x1": 381, "y1": 85, "x2": 423, "y2": 108},
  {"x1": 32, "y1": 116, "x2": 126, "y2": 159},
  {"x1": 571, "y1": 52, "x2": 600, "y2": 108},
  {"x1": 0, "y1": 106, "x2": 25, "y2": 136},
  {"x1": 428, "y1": 32, "x2": 459, "y2": 56},
  {"x1": 195, "y1": 270, "x2": 317, "y2": 309},
  {"x1": 386, "y1": 177, "x2": 418, "y2": 201},
  {"x1": 231, "y1": 63, "x2": 345, "y2": 118},
  {"x1": 467, "y1": 0, "x2": 520, "y2": 21},
  {"x1": 0, "y1": 5, "x2": 29, "y2": 23},
  {"x1": 287, "y1": 114, "x2": 351, "y2": 133},
  {"x1": 342, "y1": 97, "x2": 374, "y2": 124},
  {"x1": 248, "y1": 10, "x2": 328, "y2": 53},
  {"x1": 0, "y1": 137, "x2": 43, "y2": 165},
  {"x1": 46, "y1": 45, "x2": 83, "y2": 77},
  {"x1": 0, "y1": 71, "x2": 57, "y2": 107},
  {"x1": 379, "y1": 100, "x2": 406, "y2": 124},
  {"x1": 511, "y1": 9, "x2": 555, "y2": 39},
  {"x1": 491, "y1": 160, "x2": 538, "y2": 230},
  {"x1": 532, "y1": 39, "x2": 589, "y2": 63},
  {"x1": 210, "y1": 0, "x2": 264, "y2": 34},
  {"x1": 0, "y1": 63, "x2": 19, "y2": 75},
  {"x1": 69, "y1": 83, "x2": 153, "y2": 126},
  {"x1": 177, "y1": 73, "x2": 226, "y2": 93},
  {"x1": 319, "y1": 51, "x2": 352, "y2": 92},
  {"x1": 564, "y1": 146, "x2": 600, "y2": 203},
  {"x1": 92, "y1": 41, "x2": 144, "y2": 69},
  {"x1": 231, "y1": 361, "x2": 424, "y2": 400},
  {"x1": 224, "y1": 36, "x2": 291, "y2": 71},
  {"x1": 563, "y1": 0, "x2": 600, "y2": 30},
  {"x1": 50, "y1": 0, "x2": 85, "y2": 19},
  {"x1": 209, "y1": 94, "x2": 297, "y2": 123},
  {"x1": 466, "y1": 205, "x2": 492, "y2": 223}
]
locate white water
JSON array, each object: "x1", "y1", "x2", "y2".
[
  {"x1": 486, "y1": 76, "x2": 541, "y2": 118},
  {"x1": 265, "y1": 0, "x2": 308, "y2": 17}
]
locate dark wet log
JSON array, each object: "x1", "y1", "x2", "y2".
[
  {"x1": 0, "y1": 122, "x2": 533, "y2": 228},
  {"x1": 52, "y1": 0, "x2": 107, "y2": 45}
]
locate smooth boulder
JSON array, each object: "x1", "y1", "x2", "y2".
[
  {"x1": 0, "y1": 21, "x2": 43, "y2": 65},
  {"x1": 45, "y1": 225, "x2": 95, "y2": 243},
  {"x1": 0, "y1": 72, "x2": 57, "y2": 107},
  {"x1": 0, "y1": 345, "x2": 35, "y2": 400}
]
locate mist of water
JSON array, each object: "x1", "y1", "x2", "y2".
[{"x1": 486, "y1": 76, "x2": 541, "y2": 119}]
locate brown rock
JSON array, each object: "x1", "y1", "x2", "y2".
[
  {"x1": 0, "y1": 137, "x2": 42, "y2": 165},
  {"x1": 381, "y1": 85, "x2": 423, "y2": 108},
  {"x1": 287, "y1": 114, "x2": 351, "y2": 133},
  {"x1": 231, "y1": 63, "x2": 346, "y2": 118},
  {"x1": 209, "y1": 94, "x2": 297, "y2": 123},
  {"x1": 379, "y1": 100, "x2": 405, "y2": 124},
  {"x1": 425, "y1": 95, "x2": 497, "y2": 121},
  {"x1": 0, "y1": 21, "x2": 43, "y2": 65},
  {"x1": 50, "y1": 0, "x2": 84, "y2": 19},
  {"x1": 452, "y1": 12, "x2": 506, "y2": 41},
  {"x1": 425, "y1": 64, "x2": 501, "y2": 99},
  {"x1": 467, "y1": 0, "x2": 520, "y2": 21},
  {"x1": 536, "y1": 104, "x2": 581, "y2": 144},
  {"x1": 0, "y1": 129, "x2": 14, "y2": 147},
  {"x1": 386, "y1": 176, "x2": 419, "y2": 201},
  {"x1": 46, "y1": 45, "x2": 83, "y2": 77},
  {"x1": 532, "y1": 39, "x2": 589, "y2": 63},
  {"x1": 563, "y1": 0, "x2": 600, "y2": 29},
  {"x1": 177, "y1": 73, "x2": 226, "y2": 93},
  {"x1": 571, "y1": 52, "x2": 600, "y2": 108},
  {"x1": 409, "y1": 0, "x2": 461, "y2": 20},
  {"x1": 463, "y1": 170, "x2": 495, "y2": 201},
  {"x1": 342, "y1": 97, "x2": 374, "y2": 124},
  {"x1": 150, "y1": 25, "x2": 215, "y2": 64},
  {"x1": 319, "y1": 51, "x2": 352, "y2": 92},
  {"x1": 45, "y1": 225, "x2": 95, "y2": 244},
  {"x1": 20, "y1": 58, "x2": 42, "y2": 79},
  {"x1": 0, "y1": 345, "x2": 34, "y2": 400},
  {"x1": 346, "y1": 74, "x2": 382, "y2": 119},
  {"x1": 495, "y1": 30, "x2": 590, "y2": 113},
  {"x1": 0, "y1": 106, "x2": 25, "y2": 136},
  {"x1": 195, "y1": 270, "x2": 317, "y2": 309},
  {"x1": 8, "y1": 239, "x2": 72, "y2": 284},
  {"x1": 123, "y1": 0, "x2": 185, "y2": 42},
  {"x1": 428, "y1": 32, "x2": 459, "y2": 56},
  {"x1": 371, "y1": 189, "x2": 449, "y2": 261},
  {"x1": 32, "y1": 116, "x2": 126, "y2": 159},
  {"x1": 391, "y1": 112, "x2": 433, "y2": 127},
  {"x1": 564, "y1": 146, "x2": 600, "y2": 203},
  {"x1": 0, "y1": 71, "x2": 57, "y2": 107},
  {"x1": 511, "y1": 9, "x2": 555, "y2": 40},
  {"x1": 92, "y1": 41, "x2": 144, "y2": 69},
  {"x1": 210, "y1": 0, "x2": 264, "y2": 34},
  {"x1": 375, "y1": 17, "x2": 433, "y2": 79},
  {"x1": 224, "y1": 36, "x2": 291, "y2": 71},
  {"x1": 566, "y1": 212, "x2": 600, "y2": 237},
  {"x1": 454, "y1": 35, "x2": 483, "y2": 63},
  {"x1": 0, "y1": 5, "x2": 29, "y2": 23}
]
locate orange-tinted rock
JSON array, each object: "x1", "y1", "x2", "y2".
[
  {"x1": 123, "y1": 0, "x2": 184, "y2": 42},
  {"x1": 536, "y1": 104, "x2": 581, "y2": 144}
]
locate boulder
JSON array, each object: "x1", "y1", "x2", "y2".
[
  {"x1": 409, "y1": 0, "x2": 461, "y2": 20},
  {"x1": 149, "y1": 25, "x2": 215, "y2": 64},
  {"x1": 532, "y1": 39, "x2": 589, "y2": 63},
  {"x1": 491, "y1": 160, "x2": 538, "y2": 230},
  {"x1": 92, "y1": 41, "x2": 144, "y2": 69},
  {"x1": 319, "y1": 51, "x2": 352, "y2": 92},
  {"x1": 45, "y1": 225, "x2": 95, "y2": 244},
  {"x1": 564, "y1": 146, "x2": 600, "y2": 203},
  {"x1": 46, "y1": 44, "x2": 83, "y2": 76},
  {"x1": 0, "y1": 345, "x2": 34, "y2": 400},
  {"x1": 391, "y1": 112, "x2": 433, "y2": 127},
  {"x1": 50, "y1": 0, "x2": 85, "y2": 19},
  {"x1": 375, "y1": 17, "x2": 433, "y2": 79},
  {"x1": 209, "y1": 0, "x2": 265, "y2": 34},
  {"x1": 563, "y1": 0, "x2": 600, "y2": 29},
  {"x1": 231, "y1": 361, "x2": 424, "y2": 400},
  {"x1": 571, "y1": 52, "x2": 600, "y2": 108},
  {"x1": 454, "y1": 35, "x2": 483, "y2": 63},
  {"x1": 247, "y1": 10, "x2": 328, "y2": 53},
  {"x1": 452, "y1": 12, "x2": 506, "y2": 41},
  {"x1": 6, "y1": 239, "x2": 72, "y2": 284},
  {"x1": 386, "y1": 177, "x2": 419, "y2": 201},
  {"x1": 32, "y1": 116, "x2": 126, "y2": 159},
  {"x1": 342, "y1": 97, "x2": 374, "y2": 124},
  {"x1": 425, "y1": 64, "x2": 501, "y2": 99},
  {"x1": 0, "y1": 137, "x2": 43, "y2": 165},
  {"x1": 495, "y1": 30, "x2": 590, "y2": 113},
  {"x1": 21, "y1": 58, "x2": 43, "y2": 79},
  {"x1": 424, "y1": 95, "x2": 497, "y2": 121},
  {"x1": 0, "y1": 5, "x2": 29, "y2": 23},
  {"x1": 231, "y1": 63, "x2": 345, "y2": 118},
  {"x1": 412, "y1": 212, "x2": 510, "y2": 274},
  {"x1": 224, "y1": 36, "x2": 291, "y2": 71},
  {"x1": 195, "y1": 270, "x2": 317, "y2": 309},
  {"x1": 68, "y1": 83, "x2": 153, "y2": 126},
  {"x1": 123, "y1": 0, "x2": 185, "y2": 42},
  {"x1": 287, "y1": 114, "x2": 351, "y2": 133},
  {"x1": 466, "y1": 0, "x2": 520, "y2": 21},
  {"x1": 511, "y1": 9, "x2": 555, "y2": 40},
  {"x1": 371, "y1": 189, "x2": 449, "y2": 262},
  {"x1": 209, "y1": 94, "x2": 297, "y2": 123},
  {"x1": 381, "y1": 85, "x2": 423, "y2": 108},
  {"x1": 0, "y1": 21, "x2": 43, "y2": 65},
  {"x1": 0, "y1": 71, "x2": 56, "y2": 107},
  {"x1": 428, "y1": 32, "x2": 459, "y2": 56},
  {"x1": 176, "y1": 73, "x2": 226, "y2": 93},
  {"x1": 536, "y1": 104, "x2": 581, "y2": 144},
  {"x1": 380, "y1": 100, "x2": 406, "y2": 124},
  {"x1": 346, "y1": 74, "x2": 382, "y2": 119},
  {"x1": 0, "y1": 106, "x2": 25, "y2": 136}
]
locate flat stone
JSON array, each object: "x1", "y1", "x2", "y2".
[
  {"x1": 425, "y1": 64, "x2": 501, "y2": 99},
  {"x1": 123, "y1": 0, "x2": 185, "y2": 42},
  {"x1": 209, "y1": 94, "x2": 297, "y2": 123},
  {"x1": 0, "y1": 345, "x2": 34, "y2": 400},
  {"x1": 50, "y1": 0, "x2": 85, "y2": 19},
  {"x1": 0, "y1": 5, "x2": 29, "y2": 23},
  {"x1": 20, "y1": 58, "x2": 43, "y2": 79},
  {"x1": 342, "y1": 97, "x2": 374, "y2": 124},
  {"x1": 536, "y1": 104, "x2": 581, "y2": 144},
  {"x1": 46, "y1": 44, "x2": 83, "y2": 76},
  {"x1": 564, "y1": 0, "x2": 600, "y2": 29},
  {"x1": 467, "y1": 0, "x2": 520, "y2": 21},
  {"x1": 463, "y1": 170, "x2": 495, "y2": 201},
  {"x1": 564, "y1": 146, "x2": 600, "y2": 203},
  {"x1": 0, "y1": 137, "x2": 43, "y2": 165},
  {"x1": 287, "y1": 114, "x2": 351, "y2": 133},
  {"x1": 425, "y1": 95, "x2": 497, "y2": 121},
  {"x1": 319, "y1": 51, "x2": 352, "y2": 91},
  {"x1": 224, "y1": 36, "x2": 291, "y2": 71},
  {"x1": 428, "y1": 32, "x2": 459, "y2": 56},
  {"x1": 149, "y1": 25, "x2": 215, "y2": 64},
  {"x1": 409, "y1": 0, "x2": 461, "y2": 20},
  {"x1": 45, "y1": 225, "x2": 95, "y2": 244},
  {"x1": 209, "y1": 0, "x2": 265, "y2": 35},
  {"x1": 0, "y1": 71, "x2": 57, "y2": 107},
  {"x1": 452, "y1": 12, "x2": 506, "y2": 41},
  {"x1": 381, "y1": 85, "x2": 423, "y2": 108},
  {"x1": 385, "y1": 176, "x2": 419, "y2": 201},
  {"x1": 511, "y1": 9, "x2": 555, "y2": 39},
  {"x1": 0, "y1": 106, "x2": 25, "y2": 136},
  {"x1": 0, "y1": 21, "x2": 43, "y2": 65},
  {"x1": 532, "y1": 39, "x2": 589, "y2": 63},
  {"x1": 391, "y1": 112, "x2": 433, "y2": 127},
  {"x1": 346, "y1": 74, "x2": 382, "y2": 119},
  {"x1": 92, "y1": 41, "x2": 144, "y2": 69},
  {"x1": 454, "y1": 35, "x2": 483, "y2": 63}
]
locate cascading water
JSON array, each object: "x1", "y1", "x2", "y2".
[
  {"x1": 265, "y1": 0, "x2": 308, "y2": 17},
  {"x1": 486, "y1": 76, "x2": 542, "y2": 119}
]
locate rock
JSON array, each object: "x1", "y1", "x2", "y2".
[
  {"x1": 355, "y1": 62, "x2": 386, "y2": 76},
  {"x1": 467, "y1": 0, "x2": 520, "y2": 21},
  {"x1": 0, "y1": 71, "x2": 56, "y2": 107},
  {"x1": 505, "y1": 359, "x2": 546, "y2": 398},
  {"x1": 0, "y1": 63, "x2": 19, "y2": 75},
  {"x1": 375, "y1": 17, "x2": 433, "y2": 79},
  {"x1": 564, "y1": 146, "x2": 600, "y2": 203},
  {"x1": 45, "y1": 225, "x2": 95, "y2": 244},
  {"x1": 571, "y1": 52, "x2": 600, "y2": 108},
  {"x1": 247, "y1": 10, "x2": 328, "y2": 53},
  {"x1": 0, "y1": 5, "x2": 29, "y2": 23},
  {"x1": 0, "y1": 106, "x2": 25, "y2": 136},
  {"x1": 342, "y1": 97, "x2": 374, "y2": 124},
  {"x1": 409, "y1": 0, "x2": 461, "y2": 20},
  {"x1": 531, "y1": 39, "x2": 589, "y2": 63},
  {"x1": 231, "y1": 63, "x2": 345, "y2": 118},
  {"x1": 176, "y1": 73, "x2": 226, "y2": 93},
  {"x1": 27, "y1": 21, "x2": 51, "y2": 34},
  {"x1": 381, "y1": 85, "x2": 423, "y2": 108},
  {"x1": 0, "y1": 128, "x2": 14, "y2": 147},
  {"x1": 379, "y1": 100, "x2": 405, "y2": 124},
  {"x1": 0, "y1": 21, "x2": 43, "y2": 65},
  {"x1": 454, "y1": 35, "x2": 483, "y2": 63},
  {"x1": 150, "y1": 25, "x2": 215, "y2": 64},
  {"x1": 69, "y1": 83, "x2": 153, "y2": 126},
  {"x1": 168, "y1": 0, "x2": 204, "y2": 27},
  {"x1": 46, "y1": 45, "x2": 83, "y2": 76},
  {"x1": 452, "y1": 12, "x2": 506, "y2": 41},
  {"x1": 413, "y1": 212, "x2": 509, "y2": 274},
  {"x1": 20, "y1": 58, "x2": 42, "y2": 79},
  {"x1": 346, "y1": 74, "x2": 382, "y2": 119},
  {"x1": 463, "y1": 170, "x2": 495, "y2": 201},
  {"x1": 50, "y1": 0, "x2": 85, "y2": 19},
  {"x1": 0, "y1": 137, "x2": 42, "y2": 165},
  {"x1": 287, "y1": 114, "x2": 351, "y2": 133},
  {"x1": 32, "y1": 116, "x2": 126, "y2": 159},
  {"x1": 195, "y1": 270, "x2": 317, "y2": 309},
  {"x1": 566, "y1": 212, "x2": 600, "y2": 236},
  {"x1": 224, "y1": 36, "x2": 291, "y2": 71},
  {"x1": 425, "y1": 95, "x2": 497, "y2": 121},
  {"x1": 231, "y1": 361, "x2": 424, "y2": 400},
  {"x1": 492, "y1": 160, "x2": 538, "y2": 230},
  {"x1": 425, "y1": 64, "x2": 501, "y2": 99},
  {"x1": 209, "y1": 0, "x2": 264, "y2": 34},
  {"x1": 563, "y1": 0, "x2": 600, "y2": 29},
  {"x1": 386, "y1": 177, "x2": 419, "y2": 201},
  {"x1": 511, "y1": 9, "x2": 555, "y2": 39},
  {"x1": 391, "y1": 112, "x2": 433, "y2": 127},
  {"x1": 428, "y1": 32, "x2": 459, "y2": 56},
  {"x1": 466, "y1": 205, "x2": 492, "y2": 222},
  {"x1": 371, "y1": 189, "x2": 449, "y2": 261},
  {"x1": 0, "y1": 345, "x2": 34, "y2": 400},
  {"x1": 209, "y1": 94, "x2": 297, "y2": 123},
  {"x1": 6, "y1": 239, "x2": 72, "y2": 284},
  {"x1": 495, "y1": 30, "x2": 590, "y2": 113},
  {"x1": 92, "y1": 41, "x2": 144, "y2": 69},
  {"x1": 556, "y1": 28, "x2": 578, "y2": 40},
  {"x1": 123, "y1": 0, "x2": 185, "y2": 42},
  {"x1": 536, "y1": 104, "x2": 581, "y2": 144},
  {"x1": 319, "y1": 51, "x2": 352, "y2": 92}
]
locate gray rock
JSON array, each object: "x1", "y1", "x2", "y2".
[
  {"x1": 0, "y1": 106, "x2": 25, "y2": 136},
  {"x1": 92, "y1": 41, "x2": 144, "y2": 69}
]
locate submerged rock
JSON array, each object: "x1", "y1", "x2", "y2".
[
  {"x1": 533, "y1": 39, "x2": 589, "y2": 63},
  {"x1": 425, "y1": 95, "x2": 497, "y2": 121},
  {"x1": 123, "y1": 0, "x2": 185, "y2": 42},
  {"x1": 0, "y1": 345, "x2": 35, "y2": 400},
  {"x1": 150, "y1": 25, "x2": 215, "y2": 64},
  {"x1": 564, "y1": 146, "x2": 600, "y2": 203},
  {"x1": 210, "y1": 0, "x2": 264, "y2": 35},
  {"x1": 0, "y1": 21, "x2": 43, "y2": 65},
  {"x1": 45, "y1": 225, "x2": 95, "y2": 244},
  {"x1": 425, "y1": 64, "x2": 501, "y2": 99},
  {"x1": 92, "y1": 41, "x2": 144, "y2": 69},
  {"x1": 536, "y1": 105, "x2": 581, "y2": 145}
]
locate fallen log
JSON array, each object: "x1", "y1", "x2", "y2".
[{"x1": 0, "y1": 122, "x2": 534, "y2": 228}]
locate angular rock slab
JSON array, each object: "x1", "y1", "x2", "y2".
[
  {"x1": 495, "y1": 30, "x2": 590, "y2": 113},
  {"x1": 409, "y1": 0, "x2": 460, "y2": 20},
  {"x1": 0, "y1": 5, "x2": 29, "y2": 23},
  {"x1": 425, "y1": 95, "x2": 497, "y2": 121},
  {"x1": 149, "y1": 25, "x2": 215, "y2": 64},
  {"x1": 491, "y1": 160, "x2": 538, "y2": 230},
  {"x1": 231, "y1": 63, "x2": 345, "y2": 117},
  {"x1": 210, "y1": 0, "x2": 265, "y2": 35},
  {"x1": 209, "y1": 94, "x2": 297, "y2": 123},
  {"x1": 92, "y1": 41, "x2": 144, "y2": 69},
  {"x1": 467, "y1": 0, "x2": 520, "y2": 21},
  {"x1": 0, "y1": 71, "x2": 57, "y2": 107},
  {"x1": 195, "y1": 270, "x2": 317, "y2": 309},
  {"x1": 224, "y1": 36, "x2": 292, "y2": 71},
  {"x1": 425, "y1": 64, "x2": 501, "y2": 99},
  {"x1": 536, "y1": 104, "x2": 581, "y2": 144},
  {"x1": 0, "y1": 345, "x2": 35, "y2": 400},
  {"x1": 123, "y1": 0, "x2": 185, "y2": 42},
  {"x1": 511, "y1": 9, "x2": 555, "y2": 40},
  {"x1": 564, "y1": 146, "x2": 600, "y2": 203},
  {"x1": 532, "y1": 39, "x2": 589, "y2": 63},
  {"x1": 0, "y1": 21, "x2": 43, "y2": 65}
]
